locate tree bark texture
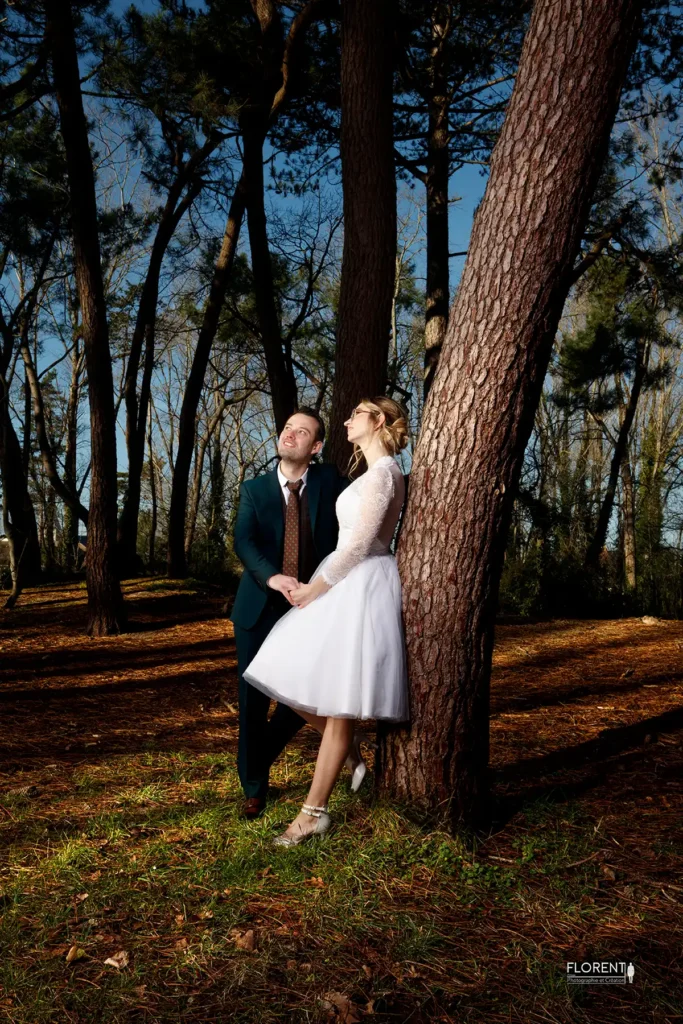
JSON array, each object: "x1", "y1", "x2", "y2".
[
  {"x1": 48, "y1": 0, "x2": 124, "y2": 634},
  {"x1": 326, "y1": 0, "x2": 397, "y2": 471},
  {"x1": 423, "y1": 5, "x2": 450, "y2": 398},
  {"x1": 377, "y1": 0, "x2": 642, "y2": 828},
  {"x1": 166, "y1": 176, "x2": 247, "y2": 578}
]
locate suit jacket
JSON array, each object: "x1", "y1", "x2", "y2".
[{"x1": 230, "y1": 462, "x2": 348, "y2": 631}]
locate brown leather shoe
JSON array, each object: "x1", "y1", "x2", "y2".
[{"x1": 242, "y1": 796, "x2": 266, "y2": 820}]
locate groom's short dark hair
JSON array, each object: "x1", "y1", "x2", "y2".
[{"x1": 294, "y1": 407, "x2": 325, "y2": 444}]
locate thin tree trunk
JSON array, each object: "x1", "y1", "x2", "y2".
[
  {"x1": 118, "y1": 148, "x2": 214, "y2": 575},
  {"x1": 48, "y1": 0, "x2": 124, "y2": 635},
  {"x1": 20, "y1": 330, "x2": 89, "y2": 525},
  {"x1": 377, "y1": 0, "x2": 642, "y2": 828},
  {"x1": 242, "y1": 128, "x2": 298, "y2": 431},
  {"x1": 44, "y1": 484, "x2": 57, "y2": 571},
  {"x1": 167, "y1": 175, "x2": 247, "y2": 577},
  {"x1": 185, "y1": 395, "x2": 229, "y2": 559},
  {"x1": 621, "y1": 451, "x2": 637, "y2": 592},
  {"x1": 63, "y1": 344, "x2": 83, "y2": 571},
  {"x1": 22, "y1": 365, "x2": 31, "y2": 476},
  {"x1": 424, "y1": 4, "x2": 450, "y2": 398},
  {"x1": 147, "y1": 401, "x2": 157, "y2": 570},
  {"x1": 326, "y1": 0, "x2": 396, "y2": 470},
  {"x1": 586, "y1": 346, "x2": 647, "y2": 568},
  {"x1": 0, "y1": 383, "x2": 42, "y2": 607}
]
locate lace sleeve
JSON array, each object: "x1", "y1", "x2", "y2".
[{"x1": 320, "y1": 465, "x2": 394, "y2": 586}]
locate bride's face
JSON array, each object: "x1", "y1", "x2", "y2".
[{"x1": 344, "y1": 405, "x2": 380, "y2": 446}]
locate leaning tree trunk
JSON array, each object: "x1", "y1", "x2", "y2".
[
  {"x1": 167, "y1": 176, "x2": 246, "y2": 578},
  {"x1": 377, "y1": 0, "x2": 642, "y2": 828},
  {"x1": 423, "y1": 5, "x2": 450, "y2": 398},
  {"x1": 48, "y1": 0, "x2": 124, "y2": 635},
  {"x1": 326, "y1": 0, "x2": 396, "y2": 470}
]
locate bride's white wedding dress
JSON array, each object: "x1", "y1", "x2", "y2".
[{"x1": 243, "y1": 455, "x2": 409, "y2": 721}]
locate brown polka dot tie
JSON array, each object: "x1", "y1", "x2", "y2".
[{"x1": 281, "y1": 479, "x2": 302, "y2": 578}]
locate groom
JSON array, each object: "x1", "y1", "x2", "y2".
[{"x1": 230, "y1": 408, "x2": 347, "y2": 818}]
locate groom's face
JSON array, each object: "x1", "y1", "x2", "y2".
[{"x1": 277, "y1": 413, "x2": 323, "y2": 464}]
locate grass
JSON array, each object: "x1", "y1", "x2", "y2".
[
  {"x1": 1, "y1": 584, "x2": 682, "y2": 1022},
  {"x1": 1, "y1": 751, "x2": 679, "y2": 1023}
]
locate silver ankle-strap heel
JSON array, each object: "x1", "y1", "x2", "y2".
[{"x1": 272, "y1": 803, "x2": 332, "y2": 848}]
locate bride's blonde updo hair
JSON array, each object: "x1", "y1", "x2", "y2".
[{"x1": 348, "y1": 395, "x2": 409, "y2": 476}]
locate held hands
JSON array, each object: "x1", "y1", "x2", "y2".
[
  {"x1": 267, "y1": 574, "x2": 300, "y2": 606},
  {"x1": 289, "y1": 575, "x2": 331, "y2": 609}
]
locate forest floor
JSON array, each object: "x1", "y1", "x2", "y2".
[{"x1": 0, "y1": 581, "x2": 682, "y2": 1024}]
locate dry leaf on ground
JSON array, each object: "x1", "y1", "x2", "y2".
[
  {"x1": 319, "y1": 991, "x2": 362, "y2": 1023},
  {"x1": 232, "y1": 929, "x2": 255, "y2": 952},
  {"x1": 104, "y1": 950, "x2": 129, "y2": 969}
]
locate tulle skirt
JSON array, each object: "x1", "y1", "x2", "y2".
[{"x1": 242, "y1": 552, "x2": 409, "y2": 721}]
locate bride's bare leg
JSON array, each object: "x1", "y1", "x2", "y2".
[
  {"x1": 281, "y1": 717, "x2": 354, "y2": 838},
  {"x1": 292, "y1": 709, "x2": 361, "y2": 783},
  {"x1": 296, "y1": 709, "x2": 327, "y2": 735}
]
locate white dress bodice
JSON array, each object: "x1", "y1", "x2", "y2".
[{"x1": 320, "y1": 455, "x2": 405, "y2": 586}]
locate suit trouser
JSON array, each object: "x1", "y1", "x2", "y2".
[{"x1": 234, "y1": 613, "x2": 305, "y2": 800}]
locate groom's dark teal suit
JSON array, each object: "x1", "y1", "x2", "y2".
[{"x1": 230, "y1": 462, "x2": 347, "y2": 800}]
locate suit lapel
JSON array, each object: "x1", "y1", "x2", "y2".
[
  {"x1": 265, "y1": 467, "x2": 284, "y2": 548},
  {"x1": 306, "y1": 465, "x2": 321, "y2": 534}
]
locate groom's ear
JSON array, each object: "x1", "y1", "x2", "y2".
[{"x1": 311, "y1": 439, "x2": 323, "y2": 456}]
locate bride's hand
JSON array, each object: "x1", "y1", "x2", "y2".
[{"x1": 291, "y1": 576, "x2": 330, "y2": 608}]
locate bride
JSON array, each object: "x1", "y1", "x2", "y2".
[{"x1": 243, "y1": 396, "x2": 409, "y2": 845}]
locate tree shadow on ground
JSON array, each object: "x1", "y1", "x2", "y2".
[{"x1": 491, "y1": 705, "x2": 683, "y2": 832}]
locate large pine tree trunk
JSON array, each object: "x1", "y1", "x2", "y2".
[
  {"x1": 166, "y1": 176, "x2": 246, "y2": 578},
  {"x1": 423, "y1": 5, "x2": 450, "y2": 398},
  {"x1": 48, "y1": 0, "x2": 124, "y2": 635},
  {"x1": 326, "y1": 0, "x2": 396, "y2": 470},
  {"x1": 378, "y1": 0, "x2": 642, "y2": 828}
]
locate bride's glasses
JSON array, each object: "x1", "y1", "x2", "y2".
[{"x1": 349, "y1": 407, "x2": 373, "y2": 420}]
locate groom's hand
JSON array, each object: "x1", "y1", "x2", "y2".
[
  {"x1": 290, "y1": 576, "x2": 330, "y2": 608},
  {"x1": 267, "y1": 574, "x2": 300, "y2": 604}
]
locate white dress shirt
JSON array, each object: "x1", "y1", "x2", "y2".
[{"x1": 277, "y1": 463, "x2": 309, "y2": 504}]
